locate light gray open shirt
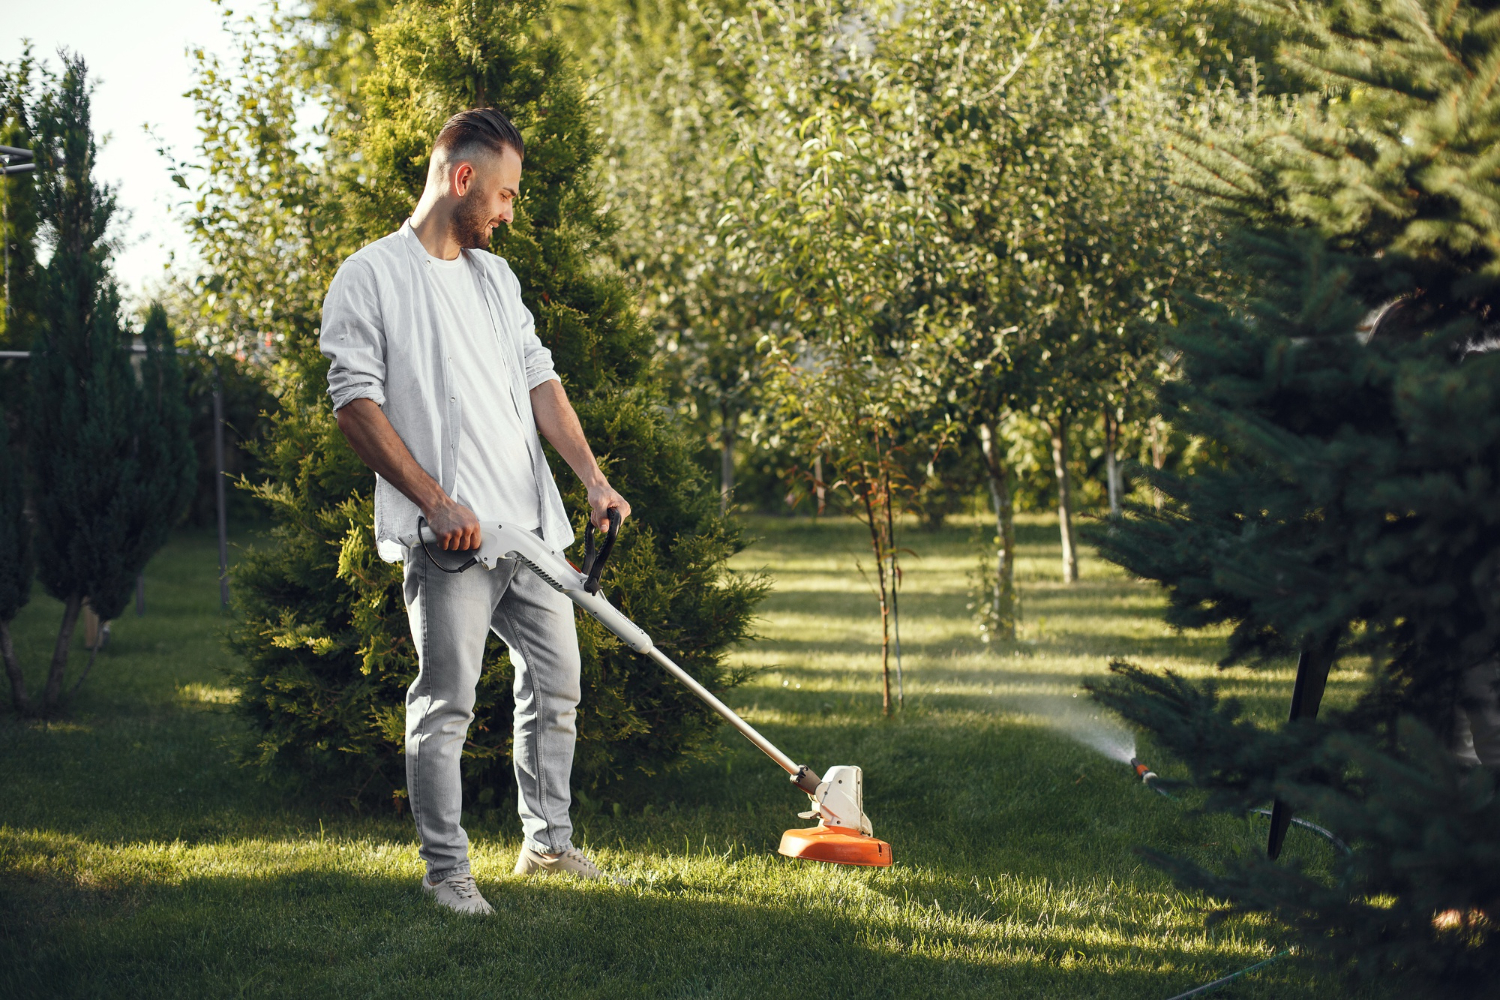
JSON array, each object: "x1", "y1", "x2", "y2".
[{"x1": 320, "y1": 222, "x2": 575, "y2": 561}]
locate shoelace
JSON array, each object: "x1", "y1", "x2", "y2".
[
  {"x1": 445, "y1": 873, "x2": 481, "y2": 899},
  {"x1": 560, "y1": 848, "x2": 600, "y2": 875}
]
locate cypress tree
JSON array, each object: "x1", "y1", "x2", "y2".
[
  {"x1": 27, "y1": 56, "x2": 196, "y2": 712},
  {"x1": 1, "y1": 49, "x2": 39, "y2": 352},
  {"x1": 1, "y1": 51, "x2": 38, "y2": 714},
  {"x1": 0, "y1": 416, "x2": 31, "y2": 713},
  {"x1": 229, "y1": 0, "x2": 765, "y2": 804},
  {"x1": 1088, "y1": 0, "x2": 1500, "y2": 990}
]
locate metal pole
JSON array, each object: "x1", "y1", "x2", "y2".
[
  {"x1": 212, "y1": 361, "x2": 230, "y2": 607},
  {"x1": 4, "y1": 166, "x2": 9, "y2": 324},
  {"x1": 645, "y1": 645, "x2": 819, "y2": 792},
  {"x1": 3, "y1": 155, "x2": 10, "y2": 325}
]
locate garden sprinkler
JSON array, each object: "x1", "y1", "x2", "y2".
[
  {"x1": 417, "y1": 511, "x2": 894, "y2": 868},
  {"x1": 1130, "y1": 757, "x2": 1172, "y2": 798}
]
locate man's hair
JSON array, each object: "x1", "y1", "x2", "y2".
[{"x1": 433, "y1": 107, "x2": 525, "y2": 164}]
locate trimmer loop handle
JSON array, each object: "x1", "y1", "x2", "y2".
[{"x1": 581, "y1": 507, "x2": 622, "y2": 595}]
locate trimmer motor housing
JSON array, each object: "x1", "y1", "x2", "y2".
[{"x1": 778, "y1": 765, "x2": 892, "y2": 867}]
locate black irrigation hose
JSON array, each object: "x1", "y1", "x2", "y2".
[
  {"x1": 1126, "y1": 758, "x2": 1350, "y2": 998},
  {"x1": 1130, "y1": 758, "x2": 1352, "y2": 855},
  {"x1": 1250, "y1": 808, "x2": 1352, "y2": 856}
]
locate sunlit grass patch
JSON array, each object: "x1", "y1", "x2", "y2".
[
  {"x1": 0, "y1": 521, "x2": 1391, "y2": 999},
  {"x1": 176, "y1": 682, "x2": 239, "y2": 706}
]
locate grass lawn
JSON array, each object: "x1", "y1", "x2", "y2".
[{"x1": 0, "y1": 516, "x2": 1389, "y2": 999}]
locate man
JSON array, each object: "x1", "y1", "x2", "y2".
[{"x1": 321, "y1": 108, "x2": 631, "y2": 915}]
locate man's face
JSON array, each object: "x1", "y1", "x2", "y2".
[{"x1": 449, "y1": 146, "x2": 522, "y2": 250}]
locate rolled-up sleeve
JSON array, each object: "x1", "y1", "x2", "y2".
[
  {"x1": 321, "y1": 257, "x2": 388, "y2": 410},
  {"x1": 510, "y1": 269, "x2": 561, "y2": 391}
]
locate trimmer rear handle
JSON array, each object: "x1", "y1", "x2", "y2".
[{"x1": 581, "y1": 507, "x2": 621, "y2": 595}]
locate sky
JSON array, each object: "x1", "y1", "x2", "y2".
[{"x1": 4, "y1": 1, "x2": 265, "y2": 302}]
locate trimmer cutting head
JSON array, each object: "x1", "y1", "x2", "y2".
[{"x1": 777, "y1": 765, "x2": 893, "y2": 867}]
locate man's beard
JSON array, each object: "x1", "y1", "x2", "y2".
[{"x1": 449, "y1": 193, "x2": 492, "y2": 250}]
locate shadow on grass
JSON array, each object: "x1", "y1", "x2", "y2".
[
  {"x1": 0, "y1": 853, "x2": 1322, "y2": 1000},
  {"x1": 0, "y1": 523, "x2": 1378, "y2": 999}
]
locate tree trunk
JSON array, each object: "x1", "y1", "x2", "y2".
[
  {"x1": 882, "y1": 467, "x2": 904, "y2": 710},
  {"x1": 1104, "y1": 409, "x2": 1122, "y2": 518},
  {"x1": 1, "y1": 621, "x2": 29, "y2": 715},
  {"x1": 860, "y1": 469, "x2": 891, "y2": 718},
  {"x1": 1149, "y1": 418, "x2": 1168, "y2": 511},
  {"x1": 977, "y1": 421, "x2": 1017, "y2": 640},
  {"x1": 813, "y1": 454, "x2": 826, "y2": 516},
  {"x1": 83, "y1": 602, "x2": 101, "y2": 649},
  {"x1": 720, "y1": 407, "x2": 738, "y2": 516},
  {"x1": 42, "y1": 593, "x2": 83, "y2": 713},
  {"x1": 1050, "y1": 415, "x2": 1079, "y2": 584}
]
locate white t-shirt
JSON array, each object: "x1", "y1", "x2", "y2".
[{"x1": 424, "y1": 250, "x2": 540, "y2": 529}]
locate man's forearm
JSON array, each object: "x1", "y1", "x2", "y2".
[
  {"x1": 530, "y1": 380, "x2": 606, "y2": 488},
  {"x1": 530, "y1": 379, "x2": 632, "y2": 527},
  {"x1": 334, "y1": 397, "x2": 480, "y2": 548},
  {"x1": 335, "y1": 398, "x2": 448, "y2": 508}
]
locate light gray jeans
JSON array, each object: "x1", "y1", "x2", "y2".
[{"x1": 402, "y1": 538, "x2": 581, "y2": 880}]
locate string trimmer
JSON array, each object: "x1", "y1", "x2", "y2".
[{"x1": 418, "y1": 510, "x2": 894, "y2": 867}]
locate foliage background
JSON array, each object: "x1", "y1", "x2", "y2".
[{"x1": 215, "y1": 0, "x2": 766, "y2": 805}]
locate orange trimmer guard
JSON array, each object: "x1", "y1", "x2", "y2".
[{"x1": 778, "y1": 824, "x2": 893, "y2": 867}]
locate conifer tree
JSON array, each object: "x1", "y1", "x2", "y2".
[
  {"x1": 1089, "y1": 1, "x2": 1500, "y2": 990},
  {"x1": 0, "y1": 53, "x2": 38, "y2": 714},
  {"x1": 27, "y1": 56, "x2": 196, "y2": 712},
  {"x1": 225, "y1": 0, "x2": 765, "y2": 802},
  {"x1": 0, "y1": 416, "x2": 31, "y2": 714},
  {"x1": 1, "y1": 51, "x2": 39, "y2": 353}
]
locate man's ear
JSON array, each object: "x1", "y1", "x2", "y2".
[{"x1": 451, "y1": 161, "x2": 475, "y2": 198}]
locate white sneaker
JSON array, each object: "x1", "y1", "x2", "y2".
[
  {"x1": 421, "y1": 871, "x2": 494, "y2": 915},
  {"x1": 513, "y1": 844, "x2": 627, "y2": 884}
]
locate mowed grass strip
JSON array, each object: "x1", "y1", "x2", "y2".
[{"x1": 0, "y1": 517, "x2": 1387, "y2": 999}]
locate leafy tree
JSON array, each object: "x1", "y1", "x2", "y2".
[
  {"x1": 1090, "y1": 0, "x2": 1500, "y2": 990},
  {"x1": 586, "y1": 0, "x2": 769, "y2": 511},
  {"x1": 887, "y1": 0, "x2": 1205, "y2": 599},
  {"x1": 26, "y1": 57, "x2": 196, "y2": 713},
  {"x1": 172, "y1": 14, "x2": 334, "y2": 360},
  {"x1": 211, "y1": 0, "x2": 764, "y2": 803},
  {"x1": 707, "y1": 0, "x2": 937, "y2": 714}
]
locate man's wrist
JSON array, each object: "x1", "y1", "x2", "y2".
[{"x1": 417, "y1": 488, "x2": 457, "y2": 520}]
